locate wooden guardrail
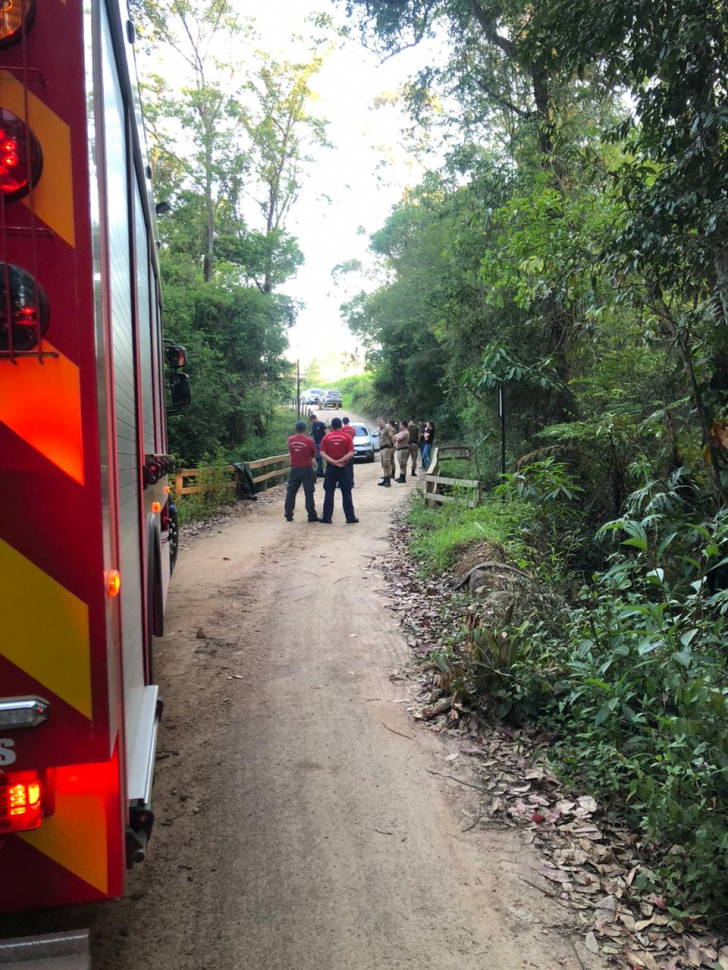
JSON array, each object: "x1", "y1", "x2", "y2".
[
  {"x1": 175, "y1": 454, "x2": 290, "y2": 497},
  {"x1": 246, "y1": 454, "x2": 290, "y2": 487},
  {"x1": 424, "y1": 446, "x2": 484, "y2": 508}
]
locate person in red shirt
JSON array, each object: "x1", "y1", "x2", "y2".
[
  {"x1": 284, "y1": 420, "x2": 319, "y2": 522},
  {"x1": 320, "y1": 416, "x2": 358, "y2": 524},
  {"x1": 341, "y1": 415, "x2": 357, "y2": 488}
]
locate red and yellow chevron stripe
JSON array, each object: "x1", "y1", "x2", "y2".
[{"x1": 0, "y1": 4, "x2": 124, "y2": 909}]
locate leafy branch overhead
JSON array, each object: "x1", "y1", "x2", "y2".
[{"x1": 133, "y1": 0, "x2": 334, "y2": 462}]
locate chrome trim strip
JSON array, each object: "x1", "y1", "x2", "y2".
[{"x1": 0, "y1": 696, "x2": 50, "y2": 729}]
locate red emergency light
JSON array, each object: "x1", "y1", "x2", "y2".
[
  {"x1": 0, "y1": 262, "x2": 50, "y2": 352},
  {"x1": 0, "y1": 771, "x2": 44, "y2": 833},
  {"x1": 0, "y1": 109, "x2": 43, "y2": 203}
]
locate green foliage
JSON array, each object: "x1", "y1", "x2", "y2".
[
  {"x1": 172, "y1": 453, "x2": 236, "y2": 525},
  {"x1": 495, "y1": 458, "x2": 582, "y2": 504},
  {"x1": 407, "y1": 493, "x2": 517, "y2": 575},
  {"x1": 338, "y1": 0, "x2": 728, "y2": 513},
  {"x1": 451, "y1": 476, "x2": 728, "y2": 911},
  {"x1": 134, "y1": 0, "x2": 333, "y2": 464},
  {"x1": 235, "y1": 408, "x2": 296, "y2": 463},
  {"x1": 337, "y1": 373, "x2": 384, "y2": 417},
  {"x1": 161, "y1": 252, "x2": 292, "y2": 463},
  {"x1": 173, "y1": 408, "x2": 299, "y2": 522}
]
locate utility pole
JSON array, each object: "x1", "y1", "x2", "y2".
[
  {"x1": 296, "y1": 358, "x2": 301, "y2": 421},
  {"x1": 498, "y1": 382, "x2": 506, "y2": 479}
]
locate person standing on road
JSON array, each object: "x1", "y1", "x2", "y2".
[
  {"x1": 320, "y1": 417, "x2": 358, "y2": 524},
  {"x1": 284, "y1": 421, "x2": 319, "y2": 523},
  {"x1": 341, "y1": 416, "x2": 356, "y2": 489},
  {"x1": 421, "y1": 421, "x2": 435, "y2": 471},
  {"x1": 407, "y1": 417, "x2": 420, "y2": 477},
  {"x1": 377, "y1": 418, "x2": 394, "y2": 487},
  {"x1": 395, "y1": 420, "x2": 410, "y2": 483},
  {"x1": 310, "y1": 413, "x2": 327, "y2": 477}
]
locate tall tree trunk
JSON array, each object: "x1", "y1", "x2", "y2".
[
  {"x1": 660, "y1": 306, "x2": 727, "y2": 507},
  {"x1": 714, "y1": 243, "x2": 728, "y2": 330},
  {"x1": 203, "y1": 133, "x2": 214, "y2": 283},
  {"x1": 531, "y1": 67, "x2": 554, "y2": 160}
]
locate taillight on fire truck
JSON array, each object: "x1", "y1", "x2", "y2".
[
  {"x1": 0, "y1": 772, "x2": 44, "y2": 834},
  {"x1": 0, "y1": 262, "x2": 50, "y2": 352},
  {"x1": 0, "y1": 0, "x2": 36, "y2": 49},
  {"x1": 0, "y1": 105, "x2": 46, "y2": 356},
  {"x1": 0, "y1": 108, "x2": 43, "y2": 202}
]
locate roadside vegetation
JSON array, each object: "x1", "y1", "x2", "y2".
[
  {"x1": 337, "y1": 0, "x2": 728, "y2": 917},
  {"x1": 133, "y1": 0, "x2": 332, "y2": 466},
  {"x1": 172, "y1": 407, "x2": 297, "y2": 523},
  {"x1": 407, "y1": 465, "x2": 728, "y2": 915}
]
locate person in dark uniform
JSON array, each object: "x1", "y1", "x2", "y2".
[
  {"x1": 310, "y1": 413, "x2": 327, "y2": 477},
  {"x1": 284, "y1": 420, "x2": 319, "y2": 522},
  {"x1": 320, "y1": 417, "x2": 358, "y2": 524},
  {"x1": 341, "y1": 416, "x2": 356, "y2": 488}
]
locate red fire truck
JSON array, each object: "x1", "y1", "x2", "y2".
[{"x1": 0, "y1": 0, "x2": 186, "y2": 953}]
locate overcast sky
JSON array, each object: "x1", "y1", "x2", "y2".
[
  {"x1": 241, "y1": 0, "x2": 435, "y2": 370},
  {"x1": 138, "y1": 1, "x2": 439, "y2": 373}
]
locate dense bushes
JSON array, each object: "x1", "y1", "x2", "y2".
[
  {"x1": 337, "y1": 373, "x2": 384, "y2": 418},
  {"x1": 409, "y1": 469, "x2": 728, "y2": 912}
]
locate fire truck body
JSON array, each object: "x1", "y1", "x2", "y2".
[{"x1": 0, "y1": 0, "x2": 174, "y2": 915}]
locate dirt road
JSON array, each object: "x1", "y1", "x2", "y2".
[{"x1": 84, "y1": 413, "x2": 595, "y2": 970}]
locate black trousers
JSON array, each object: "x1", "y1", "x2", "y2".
[{"x1": 285, "y1": 467, "x2": 317, "y2": 518}]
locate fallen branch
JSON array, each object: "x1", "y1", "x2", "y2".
[
  {"x1": 519, "y1": 876, "x2": 557, "y2": 899},
  {"x1": 570, "y1": 939, "x2": 587, "y2": 970},
  {"x1": 461, "y1": 815, "x2": 483, "y2": 833},
  {"x1": 426, "y1": 769, "x2": 488, "y2": 794},
  {"x1": 381, "y1": 721, "x2": 414, "y2": 740}
]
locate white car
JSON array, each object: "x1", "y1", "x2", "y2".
[
  {"x1": 352, "y1": 423, "x2": 376, "y2": 462},
  {"x1": 322, "y1": 389, "x2": 343, "y2": 408},
  {"x1": 301, "y1": 388, "x2": 325, "y2": 407}
]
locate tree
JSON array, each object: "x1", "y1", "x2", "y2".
[
  {"x1": 242, "y1": 51, "x2": 330, "y2": 292},
  {"x1": 136, "y1": 0, "x2": 245, "y2": 281},
  {"x1": 304, "y1": 359, "x2": 323, "y2": 387},
  {"x1": 131, "y1": 0, "x2": 332, "y2": 461}
]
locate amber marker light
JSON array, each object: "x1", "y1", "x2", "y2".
[
  {"x1": 164, "y1": 486, "x2": 170, "y2": 494},
  {"x1": 0, "y1": 772, "x2": 43, "y2": 832},
  {"x1": 107, "y1": 570, "x2": 121, "y2": 598},
  {"x1": 151, "y1": 502, "x2": 161, "y2": 514}
]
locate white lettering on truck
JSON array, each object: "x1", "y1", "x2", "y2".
[{"x1": 0, "y1": 740, "x2": 16, "y2": 767}]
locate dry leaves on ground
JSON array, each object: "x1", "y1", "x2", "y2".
[{"x1": 377, "y1": 515, "x2": 727, "y2": 970}]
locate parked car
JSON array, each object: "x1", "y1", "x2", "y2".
[
  {"x1": 352, "y1": 424, "x2": 376, "y2": 462},
  {"x1": 301, "y1": 388, "x2": 325, "y2": 407},
  {"x1": 322, "y1": 389, "x2": 343, "y2": 408}
]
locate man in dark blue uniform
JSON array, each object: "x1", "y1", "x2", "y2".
[
  {"x1": 319, "y1": 417, "x2": 358, "y2": 524},
  {"x1": 341, "y1": 416, "x2": 356, "y2": 489},
  {"x1": 310, "y1": 412, "x2": 327, "y2": 477}
]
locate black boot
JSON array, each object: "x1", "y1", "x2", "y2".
[
  {"x1": 411, "y1": 469, "x2": 417, "y2": 477},
  {"x1": 377, "y1": 477, "x2": 387, "y2": 486},
  {"x1": 396, "y1": 475, "x2": 406, "y2": 483},
  {"x1": 383, "y1": 477, "x2": 391, "y2": 487}
]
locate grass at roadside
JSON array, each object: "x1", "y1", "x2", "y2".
[{"x1": 407, "y1": 492, "x2": 520, "y2": 575}]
